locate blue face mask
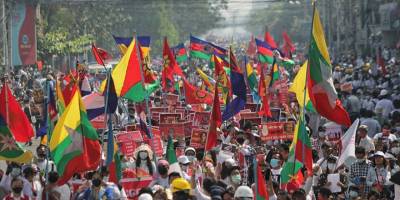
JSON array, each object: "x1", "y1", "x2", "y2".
[{"x1": 270, "y1": 158, "x2": 280, "y2": 168}]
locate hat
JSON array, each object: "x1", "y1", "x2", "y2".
[
  {"x1": 373, "y1": 151, "x2": 385, "y2": 158},
  {"x1": 134, "y1": 144, "x2": 153, "y2": 160},
  {"x1": 384, "y1": 152, "x2": 396, "y2": 160},
  {"x1": 170, "y1": 178, "x2": 191, "y2": 193},
  {"x1": 185, "y1": 147, "x2": 196, "y2": 154},
  {"x1": 380, "y1": 89, "x2": 388, "y2": 96},
  {"x1": 234, "y1": 186, "x2": 253, "y2": 198},
  {"x1": 358, "y1": 125, "x2": 368, "y2": 131},
  {"x1": 178, "y1": 156, "x2": 190, "y2": 165},
  {"x1": 138, "y1": 193, "x2": 153, "y2": 200},
  {"x1": 157, "y1": 159, "x2": 169, "y2": 167}
]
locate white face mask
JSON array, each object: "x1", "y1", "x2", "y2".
[
  {"x1": 187, "y1": 156, "x2": 196, "y2": 162},
  {"x1": 181, "y1": 165, "x2": 188, "y2": 171},
  {"x1": 139, "y1": 152, "x2": 148, "y2": 160},
  {"x1": 103, "y1": 177, "x2": 109, "y2": 182},
  {"x1": 327, "y1": 163, "x2": 335, "y2": 171}
]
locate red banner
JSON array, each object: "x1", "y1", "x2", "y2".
[
  {"x1": 260, "y1": 121, "x2": 295, "y2": 141},
  {"x1": 91, "y1": 114, "x2": 106, "y2": 129},
  {"x1": 120, "y1": 177, "x2": 153, "y2": 200},
  {"x1": 115, "y1": 131, "x2": 143, "y2": 157}
]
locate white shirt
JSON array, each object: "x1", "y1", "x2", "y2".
[
  {"x1": 36, "y1": 159, "x2": 56, "y2": 173},
  {"x1": 375, "y1": 98, "x2": 394, "y2": 119},
  {"x1": 358, "y1": 136, "x2": 375, "y2": 153},
  {"x1": 373, "y1": 133, "x2": 398, "y2": 143},
  {"x1": 22, "y1": 178, "x2": 42, "y2": 199},
  {"x1": 53, "y1": 184, "x2": 71, "y2": 200},
  {"x1": 360, "y1": 118, "x2": 381, "y2": 138}
]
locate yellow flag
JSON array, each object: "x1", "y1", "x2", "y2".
[{"x1": 289, "y1": 60, "x2": 310, "y2": 108}]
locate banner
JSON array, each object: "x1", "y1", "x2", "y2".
[
  {"x1": 192, "y1": 112, "x2": 210, "y2": 129},
  {"x1": 120, "y1": 177, "x2": 153, "y2": 200},
  {"x1": 91, "y1": 114, "x2": 106, "y2": 129},
  {"x1": 159, "y1": 122, "x2": 186, "y2": 138},
  {"x1": 115, "y1": 131, "x2": 143, "y2": 157},
  {"x1": 159, "y1": 113, "x2": 182, "y2": 124},
  {"x1": 260, "y1": 121, "x2": 295, "y2": 141},
  {"x1": 11, "y1": 0, "x2": 36, "y2": 66},
  {"x1": 190, "y1": 128, "x2": 207, "y2": 148}
]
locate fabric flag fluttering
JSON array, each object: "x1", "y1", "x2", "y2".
[
  {"x1": 137, "y1": 36, "x2": 157, "y2": 83},
  {"x1": 82, "y1": 92, "x2": 105, "y2": 120},
  {"x1": 100, "y1": 38, "x2": 149, "y2": 102},
  {"x1": 91, "y1": 44, "x2": 111, "y2": 66},
  {"x1": 336, "y1": 119, "x2": 359, "y2": 170},
  {"x1": 108, "y1": 136, "x2": 122, "y2": 184},
  {"x1": 254, "y1": 157, "x2": 269, "y2": 200},
  {"x1": 269, "y1": 59, "x2": 279, "y2": 87},
  {"x1": 255, "y1": 38, "x2": 275, "y2": 64},
  {"x1": 0, "y1": 115, "x2": 33, "y2": 163},
  {"x1": 190, "y1": 35, "x2": 212, "y2": 60},
  {"x1": 183, "y1": 79, "x2": 213, "y2": 105},
  {"x1": 166, "y1": 134, "x2": 182, "y2": 175},
  {"x1": 264, "y1": 31, "x2": 278, "y2": 49},
  {"x1": 49, "y1": 86, "x2": 101, "y2": 185},
  {"x1": 162, "y1": 38, "x2": 185, "y2": 92},
  {"x1": 0, "y1": 84, "x2": 34, "y2": 143},
  {"x1": 196, "y1": 68, "x2": 216, "y2": 92},
  {"x1": 282, "y1": 31, "x2": 295, "y2": 58},
  {"x1": 307, "y1": 8, "x2": 351, "y2": 127},
  {"x1": 280, "y1": 118, "x2": 311, "y2": 190},
  {"x1": 258, "y1": 65, "x2": 272, "y2": 118},
  {"x1": 222, "y1": 49, "x2": 247, "y2": 121},
  {"x1": 37, "y1": 82, "x2": 57, "y2": 138},
  {"x1": 205, "y1": 59, "x2": 222, "y2": 151},
  {"x1": 172, "y1": 43, "x2": 188, "y2": 64},
  {"x1": 289, "y1": 61, "x2": 315, "y2": 112}
]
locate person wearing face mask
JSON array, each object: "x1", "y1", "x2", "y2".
[
  {"x1": 150, "y1": 160, "x2": 170, "y2": 188},
  {"x1": 184, "y1": 148, "x2": 197, "y2": 163},
  {"x1": 373, "y1": 123, "x2": 398, "y2": 145},
  {"x1": 348, "y1": 146, "x2": 371, "y2": 198},
  {"x1": 366, "y1": 151, "x2": 392, "y2": 194},
  {"x1": 76, "y1": 171, "x2": 113, "y2": 200},
  {"x1": 133, "y1": 144, "x2": 156, "y2": 178},
  {"x1": 3, "y1": 178, "x2": 29, "y2": 200},
  {"x1": 34, "y1": 145, "x2": 56, "y2": 174},
  {"x1": 21, "y1": 165, "x2": 42, "y2": 199},
  {"x1": 226, "y1": 167, "x2": 241, "y2": 190},
  {"x1": 40, "y1": 171, "x2": 70, "y2": 200},
  {"x1": 269, "y1": 155, "x2": 282, "y2": 183},
  {"x1": 0, "y1": 162, "x2": 27, "y2": 194},
  {"x1": 178, "y1": 156, "x2": 191, "y2": 181},
  {"x1": 98, "y1": 166, "x2": 127, "y2": 200}
]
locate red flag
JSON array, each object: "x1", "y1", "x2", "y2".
[
  {"x1": 247, "y1": 35, "x2": 257, "y2": 58},
  {"x1": 91, "y1": 44, "x2": 111, "y2": 66},
  {"x1": 258, "y1": 65, "x2": 272, "y2": 117},
  {"x1": 264, "y1": 31, "x2": 277, "y2": 49},
  {"x1": 282, "y1": 32, "x2": 295, "y2": 58},
  {"x1": 162, "y1": 38, "x2": 185, "y2": 92},
  {"x1": 255, "y1": 161, "x2": 269, "y2": 200},
  {"x1": 377, "y1": 48, "x2": 386, "y2": 75},
  {"x1": 183, "y1": 79, "x2": 213, "y2": 105},
  {"x1": 205, "y1": 65, "x2": 222, "y2": 151},
  {"x1": 0, "y1": 84, "x2": 34, "y2": 143}
]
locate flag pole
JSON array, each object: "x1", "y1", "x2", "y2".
[
  {"x1": 44, "y1": 79, "x2": 51, "y2": 200},
  {"x1": 135, "y1": 33, "x2": 157, "y2": 163},
  {"x1": 3, "y1": 79, "x2": 9, "y2": 125}
]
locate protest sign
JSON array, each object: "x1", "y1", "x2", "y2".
[
  {"x1": 246, "y1": 94, "x2": 253, "y2": 103},
  {"x1": 190, "y1": 128, "x2": 207, "y2": 148},
  {"x1": 151, "y1": 107, "x2": 169, "y2": 113},
  {"x1": 324, "y1": 122, "x2": 343, "y2": 142},
  {"x1": 120, "y1": 177, "x2": 153, "y2": 200},
  {"x1": 115, "y1": 131, "x2": 143, "y2": 157},
  {"x1": 260, "y1": 121, "x2": 295, "y2": 141},
  {"x1": 159, "y1": 113, "x2": 182, "y2": 124},
  {"x1": 165, "y1": 94, "x2": 179, "y2": 105},
  {"x1": 245, "y1": 103, "x2": 258, "y2": 112},
  {"x1": 91, "y1": 114, "x2": 106, "y2": 129},
  {"x1": 159, "y1": 122, "x2": 186, "y2": 138},
  {"x1": 192, "y1": 112, "x2": 211, "y2": 129},
  {"x1": 272, "y1": 79, "x2": 289, "y2": 105}
]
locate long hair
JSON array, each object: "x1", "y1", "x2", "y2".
[{"x1": 135, "y1": 152, "x2": 153, "y2": 175}]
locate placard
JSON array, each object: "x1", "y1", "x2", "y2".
[
  {"x1": 120, "y1": 177, "x2": 153, "y2": 200},
  {"x1": 240, "y1": 112, "x2": 259, "y2": 119},
  {"x1": 151, "y1": 107, "x2": 169, "y2": 113},
  {"x1": 159, "y1": 123, "x2": 186, "y2": 138},
  {"x1": 91, "y1": 114, "x2": 106, "y2": 129},
  {"x1": 324, "y1": 122, "x2": 343, "y2": 142},
  {"x1": 192, "y1": 112, "x2": 211, "y2": 129},
  {"x1": 165, "y1": 94, "x2": 179, "y2": 105},
  {"x1": 245, "y1": 103, "x2": 258, "y2": 112},
  {"x1": 115, "y1": 131, "x2": 143, "y2": 157},
  {"x1": 260, "y1": 121, "x2": 295, "y2": 141},
  {"x1": 190, "y1": 128, "x2": 207, "y2": 148},
  {"x1": 159, "y1": 113, "x2": 182, "y2": 124},
  {"x1": 246, "y1": 94, "x2": 254, "y2": 103},
  {"x1": 272, "y1": 79, "x2": 289, "y2": 105}
]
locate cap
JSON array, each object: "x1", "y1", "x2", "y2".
[
  {"x1": 138, "y1": 193, "x2": 153, "y2": 200},
  {"x1": 384, "y1": 153, "x2": 396, "y2": 160},
  {"x1": 234, "y1": 186, "x2": 253, "y2": 198},
  {"x1": 157, "y1": 159, "x2": 169, "y2": 167},
  {"x1": 374, "y1": 151, "x2": 385, "y2": 158},
  {"x1": 185, "y1": 147, "x2": 196, "y2": 154},
  {"x1": 178, "y1": 155, "x2": 190, "y2": 165},
  {"x1": 380, "y1": 89, "x2": 388, "y2": 96},
  {"x1": 358, "y1": 125, "x2": 368, "y2": 131},
  {"x1": 170, "y1": 178, "x2": 191, "y2": 193}
]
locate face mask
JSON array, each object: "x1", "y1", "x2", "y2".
[
  {"x1": 187, "y1": 156, "x2": 196, "y2": 162},
  {"x1": 102, "y1": 177, "x2": 109, "y2": 182},
  {"x1": 357, "y1": 158, "x2": 366, "y2": 163},
  {"x1": 349, "y1": 191, "x2": 358, "y2": 198},
  {"x1": 139, "y1": 152, "x2": 148, "y2": 160},
  {"x1": 327, "y1": 163, "x2": 336, "y2": 171},
  {"x1": 181, "y1": 165, "x2": 188, "y2": 171},
  {"x1": 231, "y1": 175, "x2": 241, "y2": 184},
  {"x1": 391, "y1": 147, "x2": 400, "y2": 155},
  {"x1": 10, "y1": 168, "x2": 21, "y2": 177},
  {"x1": 158, "y1": 166, "x2": 168, "y2": 175},
  {"x1": 12, "y1": 187, "x2": 23, "y2": 194},
  {"x1": 270, "y1": 159, "x2": 280, "y2": 168},
  {"x1": 92, "y1": 179, "x2": 102, "y2": 187}
]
